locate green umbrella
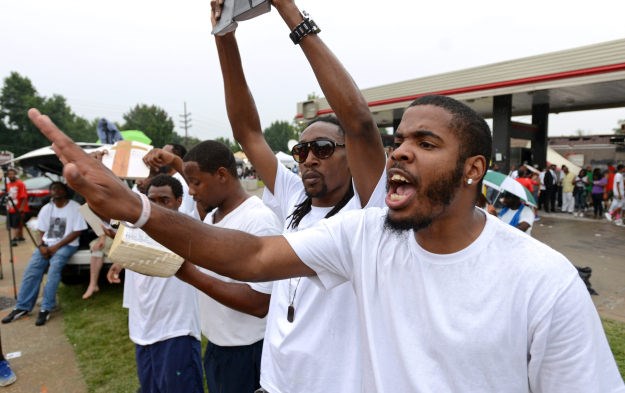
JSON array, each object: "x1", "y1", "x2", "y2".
[
  {"x1": 97, "y1": 130, "x2": 152, "y2": 145},
  {"x1": 120, "y1": 130, "x2": 152, "y2": 145},
  {"x1": 483, "y1": 170, "x2": 537, "y2": 207}
]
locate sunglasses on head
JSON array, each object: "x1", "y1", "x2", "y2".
[{"x1": 290, "y1": 139, "x2": 346, "y2": 163}]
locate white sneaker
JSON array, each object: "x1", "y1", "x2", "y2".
[
  {"x1": 615, "y1": 220, "x2": 625, "y2": 227},
  {"x1": 605, "y1": 212, "x2": 613, "y2": 221}
]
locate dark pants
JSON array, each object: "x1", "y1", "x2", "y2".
[
  {"x1": 541, "y1": 187, "x2": 556, "y2": 212},
  {"x1": 592, "y1": 193, "x2": 604, "y2": 217},
  {"x1": 204, "y1": 339, "x2": 263, "y2": 393},
  {"x1": 135, "y1": 335, "x2": 203, "y2": 393}
]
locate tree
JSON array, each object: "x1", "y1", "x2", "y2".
[
  {"x1": 122, "y1": 104, "x2": 175, "y2": 148},
  {"x1": 170, "y1": 132, "x2": 202, "y2": 150},
  {"x1": 0, "y1": 72, "x2": 95, "y2": 156},
  {"x1": 215, "y1": 137, "x2": 241, "y2": 153},
  {"x1": 42, "y1": 94, "x2": 94, "y2": 143},
  {"x1": 0, "y1": 72, "x2": 46, "y2": 155},
  {"x1": 264, "y1": 120, "x2": 298, "y2": 153}
]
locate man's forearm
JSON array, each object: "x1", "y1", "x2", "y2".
[
  {"x1": 141, "y1": 204, "x2": 312, "y2": 282},
  {"x1": 178, "y1": 263, "x2": 270, "y2": 318}
]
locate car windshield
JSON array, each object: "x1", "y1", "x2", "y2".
[{"x1": 23, "y1": 177, "x2": 53, "y2": 189}]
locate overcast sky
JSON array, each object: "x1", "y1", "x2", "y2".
[{"x1": 1, "y1": 0, "x2": 624, "y2": 142}]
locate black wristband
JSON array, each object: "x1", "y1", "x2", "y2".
[{"x1": 289, "y1": 12, "x2": 320, "y2": 45}]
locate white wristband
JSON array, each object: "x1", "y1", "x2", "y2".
[{"x1": 124, "y1": 193, "x2": 151, "y2": 229}]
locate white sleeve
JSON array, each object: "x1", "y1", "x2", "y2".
[
  {"x1": 284, "y1": 209, "x2": 367, "y2": 290},
  {"x1": 37, "y1": 204, "x2": 51, "y2": 232},
  {"x1": 528, "y1": 275, "x2": 625, "y2": 392},
  {"x1": 361, "y1": 169, "x2": 388, "y2": 208}
]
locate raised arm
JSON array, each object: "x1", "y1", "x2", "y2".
[
  {"x1": 272, "y1": 0, "x2": 386, "y2": 206},
  {"x1": 212, "y1": 0, "x2": 385, "y2": 204},
  {"x1": 28, "y1": 109, "x2": 313, "y2": 282},
  {"x1": 215, "y1": 32, "x2": 279, "y2": 193}
]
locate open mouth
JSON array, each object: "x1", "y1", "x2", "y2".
[{"x1": 386, "y1": 172, "x2": 417, "y2": 208}]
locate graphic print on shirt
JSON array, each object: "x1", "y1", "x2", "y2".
[{"x1": 48, "y1": 216, "x2": 67, "y2": 239}]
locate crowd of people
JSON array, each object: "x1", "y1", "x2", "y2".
[
  {"x1": 507, "y1": 162, "x2": 625, "y2": 226},
  {"x1": 1, "y1": 0, "x2": 624, "y2": 391}
]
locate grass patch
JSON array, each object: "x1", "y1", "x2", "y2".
[
  {"x1": 604, "y1": 318, "x2": 625, "y2": 379},
  {"x1": 58, "y1": 282, "x2": 139, "y2": 393}
]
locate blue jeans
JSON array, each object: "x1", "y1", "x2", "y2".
[
  {"x1": 574, "y1": 188, "x2": 586, "y2": 212},
  {"x1": 16, "y1": 245, "x2": 77, "y2": 311}
]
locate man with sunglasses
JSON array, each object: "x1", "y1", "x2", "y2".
[{"x1": 212, "y1": 0, "x2": 386, "y2": 392}]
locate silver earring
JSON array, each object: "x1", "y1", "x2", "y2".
[{"x1": 467, "y1": 178, "x2": 473, "y2": 185}]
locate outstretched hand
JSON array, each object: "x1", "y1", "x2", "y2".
[{"x1": 28, "y1": 108, "x2": 142, "y2": 223}]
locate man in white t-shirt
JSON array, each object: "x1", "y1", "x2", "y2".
[
  {"x1": 107, "y1": 175, "x2": 204, "y2": 393},
  {"x1": 2, "y1": 182, "x2": 87, "y2": 326},
  {"x1": 497, "y1": 192, "x2": 535, "y2": 235},
  {"x1": 172, "y1": 140, "x2": 283, "y2": 393},
  {"x1": 212, "y1": 1, "x2": 386, "y2": 392}
]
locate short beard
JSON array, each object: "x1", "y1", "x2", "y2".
[
  {"x1": 384, "y1": 159, "x2": 465, "y2": 234},
  {"x1": 304, "y1": 183, "x2": 328, "y2": 199}
]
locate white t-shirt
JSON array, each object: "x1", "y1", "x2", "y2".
[
  {"x1": 285, "y1": 208, "x2": 625, "y2": 393},
  {"x1": 37, "y1": 200, "x2": 87, "y2": 247},
  {"x1": 260, "y1": 163, "x2": 386, "y2": 393},
  {"x1": 124, "y1": 270, "x2": 201, "y2": 346},
  {"x1": 499, "y1": 204, "x2": 535, "y2": 235},
  {"x1": 197, "y1": 195, "x2": 282, "y2": 347},
  {"x1": 172, "y1": 171, "x2": 196, "y2": 216},
  {"x1": 613, "y1": 172, "x2": 624, "y2": 198},
  {"x1": 123, "y1": 197, "x2": 201, "y2": 346}
]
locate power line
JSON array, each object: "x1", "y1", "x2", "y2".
[{"x1": 178, "y1": 102, "x2": 192, "y2": 146}]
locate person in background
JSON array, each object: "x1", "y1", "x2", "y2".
[
  {"x1": 605, "y1": 164, "x2": 625, "y2": 225},
  {"x1": 604, "y1": 165, "x2": 616, "y2": 212},
  {"x1": 561, "y1": 165, "x2": 575, "y2": 214},
  {"x1": 556, "y1": 165, "x2": 564, "y2": 211},
  {"x1": 81, "y1": 230, "x2": 113, "y2": 300},
  {"x1": 2, "y1": 182, "x2": 86, "y2": 326},
  {"x1": 591, "y1": 168, "x2": 607, "y2": 219},
  {"x1": 4, "y1": 168, "x2": 29, "y2": 247},
  {"x1": 573, "y1": 168, "x2": 588, "y2": 217},
  {"x1": 496, "y1": 192, "x2": 535, "y2": 235},
  {"x1": 585, "y1": 165, "x2": 594, "y2": 212}
]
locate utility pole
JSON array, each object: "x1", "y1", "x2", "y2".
[{"x1": 179, "y1": 102, "x2": 192, "y2": 147}]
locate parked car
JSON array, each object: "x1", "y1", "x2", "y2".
[{"x1": 0, "y1": 175, "x2": 62, "y2": 219}]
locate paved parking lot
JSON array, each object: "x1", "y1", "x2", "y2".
[{"x1": 532, "y1": 212, "x2": 625, "y2": 322}]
